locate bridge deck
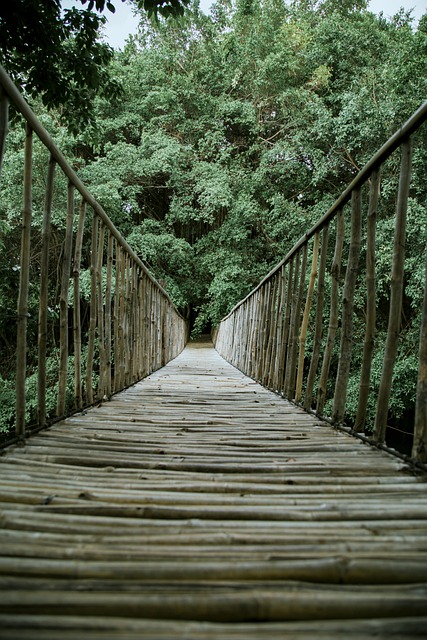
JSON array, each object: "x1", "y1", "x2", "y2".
[{"x1": 1, "y1": 341, "x2": 427, "y2": 639}]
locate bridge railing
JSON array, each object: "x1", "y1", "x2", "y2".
[
  {"x1": 0, "y1": 65, "x2": 187, "y2": 442},
  {"x1": 214, "y1": 102, "x2": 427, "y2": 464}
]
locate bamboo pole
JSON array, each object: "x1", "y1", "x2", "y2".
[
  {"x1": 0, "y1": 86, "x2": 8, "y2": 178},
  {"x1": 284, "y1": 255, "x2": 301, "y2": 397},
  {"x1": 355, "y1": 170, "x2": 380, "y2": 432},
  {"x1": 124, "y1": 255, "x2": 131, "y2": 385},
  {"x1": 57, "y1": 181, "x2": 75, "y2": 417},
  {"x1": 249, "y1": 293, "x2": 259, "y2": 380},
  {"x1": 96, "y1": 223, "x2": 106, "y2": 401},
  {"x1": 374, "y1": 139, "x2": 413, "y2": 443},
  {"x1": 274, "y1": 265, "x2": 287, "y2": 393},
  {"x1": 131, "y1": 262, "x2": 138, "y2": 380},
  {"x1": 85, "y1": 215, "x2": 98, "y2": 406},
  {"x1": 117, "y1": 248, "x2": 126, "y2": 391},
  {"x1": 296, "y1": 233, "x2": 320, "y2": 403},
  {"x1": 16, "y1": 123, "x2": 33, "y2": 437},
  {"x1": 72, "y1": 198, "x2": 87, "y2": 411},
  {"x1": 139, "y1": 276, "x2": 147, "y2": 380},
  {"x1": 37, "y1": 155, "x2": 56, "y2": 428},
  {"x1": 412, "y1": 244, "x2": 427, "y2": 463},
  {"x1": 265, "y1": 276, "x2": 279, "y2": 388},
  {"x1": 332, "y1": 189, "x2": 362, "y2": 424},
  {"x1": 286, "y1": 245, "x2": 308, "y2": 400},
  {"x1": 316, "y1": 211, "x2": 344, "y2": 416},
  {"x1": 113, "y1": 240, "x2": 120, "y2": 393},
  {"x1": 268, "y1": 273, "x2": 283, "y2": 390},
  {"x1": 257, "y1": 281, "x2": 270, "y2": 382},
  {"x1": 104, "y1": 232, "x2": 114, "y2": 398},
  {"x1": 278, "y1": 259, "x2": 293, "y2": 395},
  {"x1": 304, "y1": 225, "x2": 329, "y2": 411}
]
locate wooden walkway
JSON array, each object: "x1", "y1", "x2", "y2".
[{"x1": 1, "y1": 340, "x2": 427, "y2": 639}]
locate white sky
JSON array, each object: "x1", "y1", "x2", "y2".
[{"x1": 62, "y1": 1, "x2": 425, "y2": 49}]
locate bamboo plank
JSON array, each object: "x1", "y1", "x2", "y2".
[{"x1": 1, "y1": 342, "x2": 426, "y2": 636}]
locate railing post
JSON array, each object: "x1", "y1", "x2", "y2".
[
  {"x1": 332, "y1": 189, "x2": 362, "y2": 424},
  {"x1": 57, "y1": 181, "x2": 75, "y2": 417},
  {"x1": 16, "y1": 123, "x2": 33, "y2": 437},
  {"x1": 38, "y1": 155, "x2": 56, "y2": 427},
  {"x1": 73, "y1": 198, "x2": 87, "y2": 411},
  {"x1": 412, "y1": 246, "x2": 427, "y2": 463},
  {"x1": 374, "y1": 139, "x2": 413, "y2": 443},
  {"x1": 96, "y1": 222, "x2": 106, "y2": 400},
  {"x1": 86, "y1": 215, "x2": 99, "y2": 405},
  {"x1": 285, "y1": 245, "x2": 307, "y2": 400},
  {"x1": 304, "y1": 225, "x2": 329, "y2": 411},
  {"x1": 0, "y1": 86, "x2": 9, "y2": 178},
  {"x1": 316, "y1": 210, "x2": 344, "y2": 416},
  {"x1": 296, "y1": 233, "x2": 320, "y2": 403},
  {"x1": 104, "y1": 232, "x2": 114, "y2": 398},
  {"x1": 355, "y1": 170, "x2": 380, "y2": 432}
]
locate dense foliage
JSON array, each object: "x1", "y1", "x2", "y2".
[{"x1": 0, "y1": 0, "x2": 426, "y2": 435}]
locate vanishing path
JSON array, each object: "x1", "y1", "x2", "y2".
[{"x1": 1, "y1": 341, "x2": 427, "y2": 638}]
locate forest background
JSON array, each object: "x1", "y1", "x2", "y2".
[{"x1": 0, "y1": 0, "x2": 426, "y2": 437}]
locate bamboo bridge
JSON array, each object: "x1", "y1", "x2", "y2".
[{"x1": 1, "y1": 65, "x2": 427, "y2": 637}]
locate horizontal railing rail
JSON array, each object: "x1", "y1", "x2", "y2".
[
  {"x1": 0, "y1": 64, "x2": 188, "y2": 443},
  {"x1": 213, "y1": 102, "x2": 427, "y2": 464}
]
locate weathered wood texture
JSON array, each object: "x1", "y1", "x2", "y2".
[{"x1": 1, "y1": 341, "x2": 426, "y2": 638}]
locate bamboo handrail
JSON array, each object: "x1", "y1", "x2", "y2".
[
  {"x1": 0, "y1": 64, "x2": 187, "y2": 440},
  {"x1": 220, "y1": 102, "x2": 427, "y2": 322},
  {"x1": 214, "y1": 104, "x2": 427, "y2": 464}
]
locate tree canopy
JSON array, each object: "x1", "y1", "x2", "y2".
[
  {"x1": 0, "y1": 0, "x2": 426, "y2": 433},
  {"x1": 0, "y1": 0, "x2": 189, "y2": 131}
]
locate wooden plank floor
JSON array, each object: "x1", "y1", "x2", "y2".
[{"x1": 1, "y1": 340, "x2": 427, "y2": 639}]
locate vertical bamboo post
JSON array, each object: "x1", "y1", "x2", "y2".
[
  {"x1": 278, "y1": 259, "x2": 293, "y2": 394},
  {"x1": 113, "y1": 240, "x2": 120, "y2": 393},
  {"x1": 268, "y1": 272, "x2": 284, "y2": 389},
  {"x1": 304, "y1": 225, "x2": 329, "y2": 411},
  {"x1": 258, "y1": 281, "x2": 271, "y2": 382},
  {"x1": 72, "y1": 198, "x2": 87, "y2": 411},
  {"x1": 85, "y1": 215, "x2": 98, "y2": 405},
  {"x1": 117, "y1": 249, "x2": 126, "y2": 389},
  {"x1": 124, "y1": 255, "x2": 132, "y2": 385},
  {"x1": 249, "y1": 293, "x2": 259, "y2": 379},
  {"x1": 355, "y1": 170, "x2": 380, "y2": 432},
  {"x1": 131, "y1": 262, "x2": 139, "y2": 380},
  {"x1": 412, "y1": 245, "x2": 427, "y2": 463},
  {"x1": 0, "y1": 87, "x2": 9, "y2": 178},
  {"x1": 143, "y1": 278, "x2": 150, "y2": 378},
  {"x1": 104, "y1": 232, "x2": 114, "y2": 398},
  {"x1": 57, "y1": 181, "x2": 75, "y2": 417},
  {"x1": 296, "y1": 233, "x2": 320, "y2": 403},
  {"x1": 37, "y1": 155, "x2": 56, "y2": 427},
  {"x1": 265, "y1": 276, "x2": 279, "y2": 388},
  {"x1": 316, "y1": 210, "x2": 344, "y2": 416},
  {"x1": 374, "y1": 139, "x2": 413, "y2": 443},
  {"x1": 274, "y1": 265, "x2": 287, "y2": 392},
  {"x1": 332, "y1": 188, "x2": 362, "y2": 424},
  {"x1": 285, "y1": 245, "x2": 307, "y2": 400},
  {"x1": 284, "y1": 254, "x2": 301, "y2": 397},
  {"x1": 96, "y1": 223, "x2": 106, "y2": 400},
  {"x1": 139, "y1": 275, "x2": 147, "y2": 379},
  {"x1": 16, "y1": 123, "x2": 33, "y2": 437}
]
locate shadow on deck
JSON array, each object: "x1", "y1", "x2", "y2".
[{"x1": 1, "y1": 341, "x2": 427, "y2": 638}]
